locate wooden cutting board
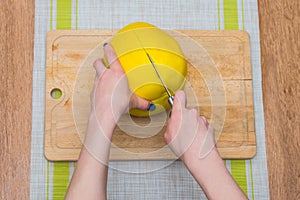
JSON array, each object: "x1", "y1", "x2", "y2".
[{"x1": 44, "y1": 30, "x2": 256, "y2": 161}]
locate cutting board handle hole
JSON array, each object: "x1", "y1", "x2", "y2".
[{"x1": 50, "y1": 88, "x2": 62, "y2": 99}]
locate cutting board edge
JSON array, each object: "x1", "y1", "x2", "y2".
[{"x1": 44, "y1": 30, "x2": 256, "y2": 161}]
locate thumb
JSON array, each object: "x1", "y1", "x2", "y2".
[
  {"x1": 173, "y1": 90, "x2": 187, "y2": 111},
  {"x1": 93, "y1": 58, "x2": 107, "y2": 77},
  {"x1": 130, "y1": 94, "x2": 154, "y2": 111}
]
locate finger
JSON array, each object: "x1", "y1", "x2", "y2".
[
  {"x1": 103, "y1": 43, "x2": 124, "y2": 74},
  {"x1": 200, "y1": 116, "x2": 209, "y2": 128},
  {"x1": 163, "y1": 126, "x2": 172, "y2": 144},
  {"x1": 173, "y1": 90, "x2": 187, "y2": 111},
  {"x1": 130, "y1": 94, "x2": 154, "y2": 111},
  {"x1": 93, "y1": 58, "x2": 106, "y2": 77}
]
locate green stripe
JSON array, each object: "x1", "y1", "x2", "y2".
[
  {"x1": 46, "y1": 161, "x2": 49, "y2": 200},
  {"x1": 223, "y1": 0, "x2": 239, "y2": 30},
  {"x1": 50, "y1": 0, "x2": 53, "y2": 30},
  {"x1": 222, "y1": 0, "x2": 248, "y2": 196},
  {"x1": 250, "y1": 160, "x2": 255, "y2": 200},
  {"x1": 76, "y1": 0, "x2": 78, "y2": 29},
  {"x1": 242, "y1": 0, "x2": 245, "y2": 30},
  {"x1": 53, "y1": 162, "x2": 70, "y2": 199},
  {"x1": 231, "y1": 160, "x2": 248, "y2": 195},
  {"x1": 56, "y1": 0, "x2": 73, "y2": 30}
]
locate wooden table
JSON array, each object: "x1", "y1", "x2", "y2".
[{"x1": 0, "y1": 0, "x2": 299, "y2": 199}]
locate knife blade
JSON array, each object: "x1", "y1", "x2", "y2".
[
  {"x1": 145, "y1": 53, "x2": 174, "y2": 107},
  {"x1": 132, "y1": 30, "x2": 174, "y2": 107}
]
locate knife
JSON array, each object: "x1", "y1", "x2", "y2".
[{"x1": 145, "y1": 53, "x2": 174, "y2": 108}]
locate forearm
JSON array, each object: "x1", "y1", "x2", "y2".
[
  {"x1": 66, "y1": 147, "x2": 109, "y2": 200},
  {"x1": 65, "y1": 111, "x2": 116, "y2": 200},
  {"x1": 183, "y1": 149, "x2": 247, "y2": 200}
]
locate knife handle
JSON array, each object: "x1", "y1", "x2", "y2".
[
  {"x1": 168, "y1": 96, "x2": 174, "y2": 107},
  {"x1": 168, "y1": 96, "x2": 174, "y2": 118}
]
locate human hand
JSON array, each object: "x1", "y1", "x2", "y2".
[
  {"x1": 84, "y1": 43, "x2": 154, "y2": 163},
  {"x1": 164, "y1": 91, "x2": 247, "y2": 199},
  {"x1": 91, "y1": 43, "x2": 154, "y2": 127},
  {"x1": 164, "y1": 90, "x2": 216, "y2": 163}
]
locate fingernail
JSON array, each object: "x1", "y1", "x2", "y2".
[
  {"x1": 147, "y1": 103, "x2": 156, "y2": 111},
  {"x1": 103, "y1": 42, "x2": 108, "y2": 47}
]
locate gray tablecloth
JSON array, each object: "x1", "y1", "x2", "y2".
[{"x1": 30, "y1": 0, "x2": 269, "y2": 199}]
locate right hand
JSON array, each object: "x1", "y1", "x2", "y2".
[
  {"x1": 164, "y1": 91, "x2": 216, "y2": 163},
  {"x1": 164, "y1": 91, "x2": 248, "y2": 200}
]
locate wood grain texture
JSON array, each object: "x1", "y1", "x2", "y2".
[
  {"x1": 0, "y1": 0, "x2": 34, "y2": 199},
  {"x1": 258, "y1": 0, "x2": 300, "y2": 199},
  {"x1": 44, "y1": 30, "x2": 255, "y2": 161}
]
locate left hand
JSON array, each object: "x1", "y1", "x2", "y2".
[
  {"x1": 91, "y1": 43, "x2": 153, "y2": 125},
  {"x1": 84, "y1": 43, "x2": 154, "y2": 163}
]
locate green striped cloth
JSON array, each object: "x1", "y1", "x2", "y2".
[{"x1": 30, "y1": 0, "x2": 269, "y2": 199}]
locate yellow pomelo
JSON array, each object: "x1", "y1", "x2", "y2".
[{"x1": 107, "y1": 22, "x2": 187, "y2": 116}]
